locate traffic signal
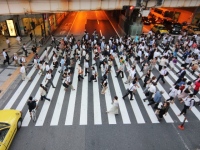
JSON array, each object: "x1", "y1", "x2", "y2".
[{"x1": 30, "y1": 22, "x2": 35, "y2": 30}]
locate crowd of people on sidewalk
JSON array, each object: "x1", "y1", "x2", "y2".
[{"x1": 20, "y1": 29, "x2": 200, "y2": 121}]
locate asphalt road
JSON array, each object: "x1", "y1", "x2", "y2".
[{"x1": 1, "y1": 11, "x2": 200, "y2": 150}]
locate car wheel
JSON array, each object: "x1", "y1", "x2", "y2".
[{"x1": 17, "y1": 118, "x2": 22, "y2": 130}]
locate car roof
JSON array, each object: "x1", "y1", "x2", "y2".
[{"x1": 154, "y1": 24, "x2": 165, "y2": 27}]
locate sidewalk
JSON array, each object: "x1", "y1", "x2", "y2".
[{"x1": 0, "y1": 34, "x2": 42, "y2": 98}]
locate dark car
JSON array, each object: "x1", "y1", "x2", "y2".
[
  {"x1": 163, "y1": 19, "x2": 182, "y2": 34},
  {"x1": 142, "y1": 17, "x2": 151, "y2": 25}
]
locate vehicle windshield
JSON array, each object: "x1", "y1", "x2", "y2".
[
  {"x1": 193, "y1": 27, "x2": 200, "y2": 31},
  {"x1": 0, "y1": 122, "x2": 10, "y2": 129},
  {"x1": 0, "y1": 128, "x2": 9, "y2": 142},
  {"x1": 159, "y1": 26, "x2": 167, "y2": 30}
]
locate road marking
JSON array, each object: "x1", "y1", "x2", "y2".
[
  {"x1": 110, "y1": 57, "x2": 131, "y2": 124},
  {"x1": 65, "y1": 63, "x2": 79, "y2": 125},
  {"x1": 92, "y1": 52, "x2": 102, "y2": 124},
  {"x1": 79, "y1": 64, "x2": 89, "y2": 125},
  {"x1": 101, "y1": 63, "x2": 117, "y2": 124}
]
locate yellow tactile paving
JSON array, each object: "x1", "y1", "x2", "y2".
[{"x1": 0, "y1": 47, "x2": 40, "y2": 98}]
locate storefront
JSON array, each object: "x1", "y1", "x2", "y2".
[{"x1": 0, "y1": 19, "x2": 17, "y2": 37}]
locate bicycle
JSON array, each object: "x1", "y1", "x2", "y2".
[{"x1": 31, "y1": 109, "x2": 37, "y2": 122}]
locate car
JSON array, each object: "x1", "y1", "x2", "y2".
[
  {"x1": 142, "y1": 17, "x2": 151, "y2": 25},
  {"x1": 183, "y1": 25, "x2": 200, "y2": 35},
  {"x1": 162, "y1": 19, "x2": 182, "y2": 34},
  {"x1": 151, "y1": 24, "x2": 169, "y2": 34},
  {"x1": 0, "y1": 109, "x2": 22, "y2": 150}
]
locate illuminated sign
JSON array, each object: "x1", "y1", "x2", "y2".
[{"x1": 6, "y1": 20, "x2": 16, "y2": 36}]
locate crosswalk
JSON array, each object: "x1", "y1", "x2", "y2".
[{"x1": 2, "y1": 44, "x2": 200, "y2": 127}]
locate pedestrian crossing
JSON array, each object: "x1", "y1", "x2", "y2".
[{"x1": 2, "y1": 45, "x2": 200, "y2": 127}]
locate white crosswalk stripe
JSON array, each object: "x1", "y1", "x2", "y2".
[{"x1": 2, "y1": 44, "x2": 200, "y2": 127}]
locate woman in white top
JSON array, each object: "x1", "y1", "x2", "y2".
[
  {"x1": 40, "y1": 84, "x2": 50, "y2": 101},
  {"x1": 106, "y1": 96, "x2": 119, "y2": 115},
  {"x1": 158, "y1": 56, "x2": 167, "y2": 71},
  {"x1": 167, "y1": 85, "x2": 180, "y2": 104},
  {"x1": 13, "y1": 53, "x2": 19, "y2": 66},
  {"x1": 53, "y1": 53, "x2": 58, "y2": 68}
]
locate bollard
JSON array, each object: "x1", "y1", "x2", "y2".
[{"x1": 178, "y1": 117, "x2": 187, "y2": 130}]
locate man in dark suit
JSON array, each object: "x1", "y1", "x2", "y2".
[{"x1": 174, "y1": 67, "x2": 186, "y2": 85}]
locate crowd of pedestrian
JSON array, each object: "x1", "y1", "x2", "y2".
[{"x1": 18, "y1": 30, "x2": 200, "y2": 121}]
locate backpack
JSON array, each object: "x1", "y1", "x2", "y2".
[{"x1": 190, "y1": 99, "x2": 196, "y2": 107}]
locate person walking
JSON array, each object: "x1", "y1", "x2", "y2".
[
  {"x1": 16, "y1": 35, "x2": 21, "y2": 45},
  {"x1": 143, "y1": 82, "x2": 156, "y2": 102},
  {"x1": 125, "y1": 66, "x2": 136, "y2": 84},
  {"x1": 84, "y1": 60, "x2": 90, "y2": 76},
  {"x1": 115, "y1": 57, "x2": 125, "y2": 78},
  {"x1": 6, "y1": 38, "x2": 10, "y2": 48},
  {"x1": 38, "y1": 61, "x2": 44, "y2": 76},
  {"x1": 178, "y1": 94, "x2": 195, "y2": 116},
  {"x1": 106, "y1": 96, "x2": 119, "y2": 115},
  {"x1": 174, "y1": 67, "x2": 186, "y2": 85},
  {"x1": 2, "y1": 49, "x2": 10, "y2": 65},
  {"x1": 156, "y1": 66, "x2": 168, "y2": 84},
  {"x1": 63, "y1": 73, "x2": 75, "y2": 91},
  {"x1": 89, "y1": 66, "x2": 97, "y2": 82},
  {"x1": 122, "y1": 78, "x2": 139, "y2": 100},
  {"x1": 45, "y1": 69, "x2": 56, "y2": 88},
  {"x1": 13, "y1": 53, "x2": 19, "y2": 66},
  {"x1": 20, "y1": 64, "x2": 31, "y2": 81},
  {"x1": 156, "y1": 101, "x2": 170, "y2": 121},
  {"x1": 148, "y1": 91, "x2": 163, "y2": 109},
  {"x1": 101, "y1": 78, "x2": 108, "y2": 94},
  {"x1": 22, "y1": 43, "x2": 28, "y2": 57},
  {"x1": 39, "y1": 84, "x2": 50, "y2": 101},
  {"x1": 58, "y1": 57, "x2": 66, "y2": 73},
  {"x1": 30, "y1": 32, "x2": 33, "y2": 41},
  {"x1": 77, "y1": 64, "x2": 84, "y2": 81}
]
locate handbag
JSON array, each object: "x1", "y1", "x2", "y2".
[{"x1": 155, "y1": 109, "x2": 160, "y2": 115}]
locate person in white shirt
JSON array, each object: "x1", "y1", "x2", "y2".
[
  {"x1": 52, "y1": 53, "x2": 58, "y2": 68},
  {"x1": 20, "y1": 64, "x2": 31, "y2": 81},
  {"x1": 13, "y1": 53, "x2": 19, "y2": 66},
  {"x1": 38, "y1": 61, "x2": 44, "y2": 76},
  {"x1": 16, "y1": 35, "x2": 21, "y2": 45},
  {"x1": 125, "y1": 66, "x2": 136, "y2": 84},
  {"x1": 178, "y1": 94, "x2": 195, "y2": 116},
  {"x1": 143, "y1": 82, "x2": 156, "y2": 102},
  {"x1": 115, "y1": 57, "x2": 125, "y2": 78},
  {"x1": 122, "y1": 78, "x2": 139, "y2": 100},
  {"x1": 106, "y1": 96, "x2": 119, "y2": 115},
  {"x1": 6, "y1": 38, "x2": 10, "y2": 48},
  {"x1": 77, "y1": 64, "x2": 84, "y2": 81},
  {"x1": 2, "y1": 49, "x2": 10, "y2": 65},
  {"x1": 63, "y1": 73, "x2": 75, "y2": 91},
  {"x1": 44, "y1": 48, "x2": 49, "y2": 62},
  {"x1": 22, "y1": 43, "x2": 28, "y2": 57},
  {"x1": 167, "y1": 85, "x2": 180, "y2": 104},
  {"x1": 39, "y1": 84, "x2": 50, "y2": 101},
  {"x1": 45, "y1": 62, "x2": 50, "y2": 73},
  {"x1": 45, "y1": 69, "x2": 55, "y2": 88},
  {"x1": 156, "y1": 66, "x2": 168, "y2": 84},
  {"x1": 158, "y1": 56, "x2": 167, "y2": 71}
]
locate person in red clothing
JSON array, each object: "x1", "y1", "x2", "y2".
[{"x1": 193, "y1": 80, "x2": 200, "y2": 95}]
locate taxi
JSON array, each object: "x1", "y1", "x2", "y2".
[
  {"x1": 0, "y1": 109, "x2": 22, "y2": 150},
  {"x1": 151, "y1": 24, "x2": 169, "y2": 34}
]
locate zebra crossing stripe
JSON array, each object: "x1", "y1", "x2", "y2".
[
  {"x1": 104, "y1": 66, "x2": 117, "y2": 124},
  {"x1": 79, "y1": 64, "x2": 89, "y2": 125},
  {"x1": 110, "y1": 57, "x2": 131, "y2": 124},
  {"x1": 35, "y1": 65, "x2": 61, "y2": 126},
  {"x1": 65, "y1": 63, "x2": 79, "y2": 125},
  {"x1": 50, "y1": 80, "x2": 66, "y2": 126},
  {"x1": 4, "y1": 47, "x2": 51, "y2": 109},
  {"x1": 22, "y1": 48, "x2": 54, "y2": 126},
  {"x1": 119, "y1": 60, "x2": 145, "y2": 124},
  {"x1": 92, "y1": 52, "x2": 102, "y2": 125}
]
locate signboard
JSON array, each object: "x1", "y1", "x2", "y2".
[
  {"x1": 142, "y1": 10, "x2": 150, "y2": 17},
  {"x1": 6, "y1": 20, "x2": 16, "y2": 36}
]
